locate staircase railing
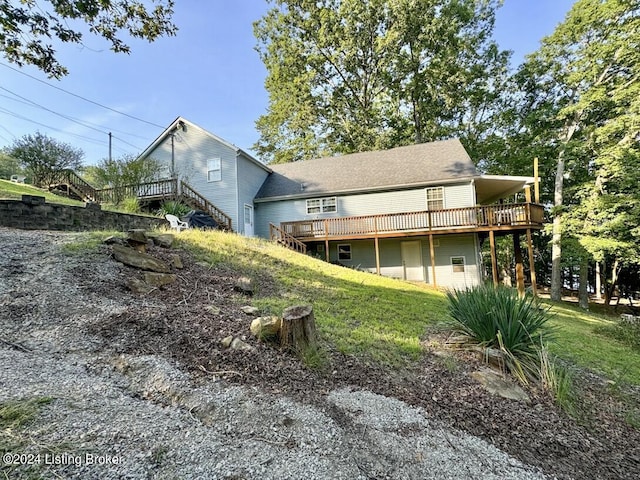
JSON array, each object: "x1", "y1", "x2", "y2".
[
  {"x1": 180, "y1": 181, "x2": 233, "y2": 231},
  {"x1": 269, "y1": 223, "x2": 307, "y2": 254},
  {"x1": 49, "y1": 169, "x2": 98, "y2": 202}
]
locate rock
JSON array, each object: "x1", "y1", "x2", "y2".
[
  {"x1": 474, "y1": 347, "x2": 505, "y2": 370},
  {"x1": 471, "y1": 369, "x2": 530, "y2": 403},
  {"x1": 168, "y1": 254, "x2": 184, "y2": 269},
  {"x1": 151, "y1": 233, "x2": 175, "y2": 248},
  {"x1": 241, "y1": 306, "x2": 259, "y2": 315},
  {"x1": 230, "y1": 338, "x2": 253, "y2": 351},
  {"x1": 112, "y1": 245, "x2": 170, "y2": 273},
  {"x1": 234, "y1": 276, "x2": 254, "y2": 295},
  {"x1": 127, "y1": 229, "x2": 149, "y2": 252},
  {"x1": 127, "y1": 277, "x2": 154, "y2": 294},
  {"x1": 250, "y1": 316, "x2": 282, "y2": 340},
  {"x1": 143, "y1": 272, "x2": 177, "y2": 287},
  {"x1": 206, "y1": 305, "x2": 221, "y2": 315},
  {"x1": 103, "y1": 235, "x2": 125, "y2": 245},
  {"x1": 221, "y1": 336, "x2": 234, "y2": 348}
]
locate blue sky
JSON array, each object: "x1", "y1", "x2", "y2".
[{"x1": 0, "y1": 0, "x2": 575, "y2": 165}]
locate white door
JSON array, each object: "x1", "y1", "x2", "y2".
[
  {"x1": 401, "y1": 241, "x2": 424, "y2": 281},
  {"x1": 243, "y1": 204, "x2": 254, "y2": 237}
]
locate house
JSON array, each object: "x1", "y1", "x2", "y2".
[{"x1": 139, "y1": 117, "x2": 543, "y2": 291}]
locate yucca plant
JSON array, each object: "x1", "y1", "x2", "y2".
[
  {"x1": 157, "y1": 200, "x2": 190, "y2": 217},
  {"x1": 446, "y1": 284, "x2": 554, "y2": 382}
]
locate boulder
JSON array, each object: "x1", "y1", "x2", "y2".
[
  {"x1": 241, "y1": 306, "x2": 259, "y2": 315},
  {"x1": 112, "y1": 245, "x2": 170, "y2": 273},
  {"x1": 127, "y1": 229, "x2": 149, "y2": 252},
  {"x1": 143, "y1": 272, "x2": 177, "y2": 287},
  {"x1": 250, "y1": 316, "x2": 282, "y2": 340},
  {"x1": 234, "y1": 276, "x2": 254, "y2": 295},
  {"x1": 127, "y1": 277, "x2": 154, "y2": 294},
  {"x1": 471, "y1": 369, "x2": 530, "y2": 403},
  {"x1": 168, "y1": 253, "x2": 184, "y2": 269},
  {"x1": 151, "y1": 233, "x2": 175, "y2": 248},
  {"x1": 230, "y1": 337, "x2": 253, "y2": 351}
]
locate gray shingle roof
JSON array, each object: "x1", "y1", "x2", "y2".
[{"x1": 255, "y1": 138, "x2": 476, "y2": 200}]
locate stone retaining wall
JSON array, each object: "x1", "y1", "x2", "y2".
[{"x1": 0, "y1": 195, "x2": 165, "y2": 232}]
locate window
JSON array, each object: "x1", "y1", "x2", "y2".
[
  {"x1": 451, "y1": 256, "x2": 465, "y2": 273},
  {"x1": 338, "y1": 244, "x2": 352, "y2": 261},
  {"x1": 426, "y1": 187, "x2": 444, "y2": 210},
  {"x1": 157, "y1": 165, "x2": 171, "y2": 180},
  {"x1": 306, "y1": 197, "x2": 337, "y2": 214},
  {"x1": 207, "y1": 158, "x2": 221, "y2": 182}
]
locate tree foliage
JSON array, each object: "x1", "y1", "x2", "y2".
[
  {"x1": 8, "y1": 132, "x2": 83, "y2": 186},
  {"x1": 254, "y1": 0, "x2": 509, "y2": 164},
  {"x1": 0, "y1": 0, "x2": 177, "y2": 78},
  {"x1": 0, "y1": 151, "x2": 23, "y2": 180},
  {"x1": 85, "y1": 154, "x2": 162, "y2": 203}
]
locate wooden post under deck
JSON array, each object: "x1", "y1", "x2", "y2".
[
  {"x1": 489, "y1": 230, "x2": 498, "y2": 286},
  {"x1": 374, "y1": 236, "x2": 381, "y2": 275},
  {"x1": 429, "y1": 234, "x2": 437, "y2": 288},
  {"x1": 325, "y1": 239, "x2": 330, "y2": 262},
  {"x1": 514, "y1": 233, "x2": 525, "y2": 297},
  {"x1": 526, "y1": 228, "x2": 538, "y2": 296}
]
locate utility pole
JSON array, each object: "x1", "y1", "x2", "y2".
[{"x1": 108, "y1": 132, "x2": 112, "y2": 161}]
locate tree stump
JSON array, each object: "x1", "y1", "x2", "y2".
[{"x1": 280, "y1": 305, "x2": 317, "y2": 354}]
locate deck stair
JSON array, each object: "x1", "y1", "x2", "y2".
[
  {"x1": 269, "y1": 223, "x2": 307, "y2": 254},
  {"x1": 179, "y1": 181, "x2": 232, "y2": 231},
  {"x1": 49, "y1": 169, "x2": 98, "y2": 203}
]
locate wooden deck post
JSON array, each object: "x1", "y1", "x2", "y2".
[
  {"x1": 428, "y1": 234, "x2": 437, "y2": 288},
  {"x1": 374, "y1": 236, "x2": 381, "y2": 275},
  {"x1": 514, "y1": 233, "x2": 525, "y2": 297},
  {"x1": 489, "y1": 230, "x2": 498, "y2": 286},
  {"x1": 526, "y1": 228, "x2": 537, "y2": 296}
]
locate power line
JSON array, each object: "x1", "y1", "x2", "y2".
[
  {"x1": 0, "y1": 62, "x2": 165, "y2": 129},
  {"x1": 0, "y1": 91, "x2": 152, "y2": 140}
]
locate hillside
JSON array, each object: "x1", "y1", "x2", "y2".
[{"x1": 1, "y1": 227, "x2": 639, "y2": 479}]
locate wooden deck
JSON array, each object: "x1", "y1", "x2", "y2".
[{"x1": 279, "y1": 203, "x2": 545, "y2": 241}]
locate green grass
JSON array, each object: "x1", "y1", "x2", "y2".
[
  {"x1": 178, "y1": 229, "x2": 448, "y2": 366},
  {"x1": 546, "y1": 301, "x2": 640, "y2": 385},
  {"x1": 0, "y1": 179, "x2": 84, "y2": 206},
  {"x1": 0, "y1": 178, "x2": 159, "y2": 217},
  {"x1": 1, "y1": 397, "x2": 53, "y2": 454}
]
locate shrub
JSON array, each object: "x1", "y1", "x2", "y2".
[
  {"x1": 157, "y1": 200, "x2": 190, "y2": 218},
  {"x1": 594, "y1": 321, "x2": 640, "y2": 352},
  {"x1": 446, "y1": 284, "x2": 554, "y2": 381},
  {"x1": 119, "y1": 196, "x2": 141, "y2": 214}
]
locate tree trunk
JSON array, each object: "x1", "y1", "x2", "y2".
[
  {"x1": 550, "y1": 149, "x2": 565, "y2": 301},
  {"x1": 280, "y1": 305, "x2": 318, "y2": 354},
  {"x1": 595, "y1": 261, "x2": 602, "y2": 300},
  {"x1": 578, "y1": 256, "x2": 589, "y2": 310}
]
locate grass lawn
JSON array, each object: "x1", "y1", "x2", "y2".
[{"x1": 176, "y1": 230, "x2": 640, "y2": 384}]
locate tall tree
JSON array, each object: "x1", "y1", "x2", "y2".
[
  {"x1": 518, "y1": 0, "x2": 639, "y2": 301},
  {"x1": 0, "y1": 0, "x2": 176, "y2": 78},
  {"x1": 254, "y1": 0, "x2": 509, "y2": 164},
  {"x1": 9, "y1": 132, "x2": 83, "y2": 186}
]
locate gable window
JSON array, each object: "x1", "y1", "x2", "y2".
[
  {"x1": 207, "y1": 158, "x2": 221, "y2": 182},
  {"x1": 451, "y1": 256, "x2": 465, "y2": 273},
  {"x1": 426, "y1": 187, "x2": 444, "y2": 210},
  {"x1": 338, "y1": 244, "x2": 352, "y2": 261},
  {"x1": 306, "y1": 197, "x2": 337, "y2": 214}
]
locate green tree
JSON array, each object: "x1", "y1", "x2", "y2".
[
  {"x1": 90, "y1": 154, "x2": 162, "y2": 203},
  {"x1": 254, "y1": 0, "x2": 509, "y2": 164},
  {"x1": 0, "y1": 151, "x2": 23, "y2": 180},
  {"x1": 514, "y1": 0, "x2": 639, "y2": 302},
  {"x1": 0, "y1": 0, "x2": 177, "y2": 78},
  {"x1": 8, "y1": 132, "x2": 83, "y2": 186}
]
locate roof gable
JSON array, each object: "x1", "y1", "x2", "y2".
[{"x1": 255, "y1": 139, "x2": 476, "y2": 200}]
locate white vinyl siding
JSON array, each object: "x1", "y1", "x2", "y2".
[{"x1": 207, "y1": 158, "x2": 221, "y2": 182}]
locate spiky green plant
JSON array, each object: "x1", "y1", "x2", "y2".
[
  {"x1": 447, "y1": 284, "x2": 554, "y2": 380},
  {"x1": 157, "y1": 200, "x2": 191, "y2": 217},
  {"x1": 119, "y1": 196, "x2": 141, "y2": 213}
]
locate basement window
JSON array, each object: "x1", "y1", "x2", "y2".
[
  {"x1": 338, "y1": 244, "x2": 352, "y2": 261},
  {"x1": 306, "y1": 197, "x2": 337, "y2": 214},
  {"x1": 207, "y1": 158, "x2": 221, "y2": 182},
  {"x1": 451, "y1": 256, "x2": 466, "y2": 273}
]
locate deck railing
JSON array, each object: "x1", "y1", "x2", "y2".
[
  {"x1": 280, "y1": 203, "x2": 545, "y2": 239},
  {"x1": 269, "y1": 223, "x2": 307, "y2": 254},
  {"x1": 95, "y1": 178, "x2": 178, "y2": 204}
]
